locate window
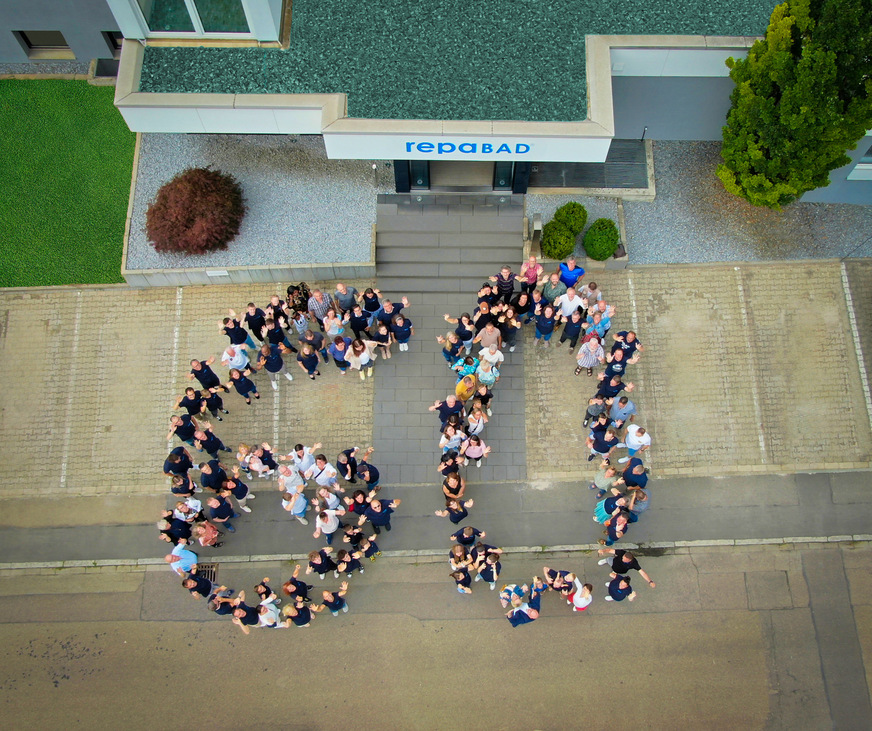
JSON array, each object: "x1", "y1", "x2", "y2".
[
  {"x1": 14, "y1": 30, "x2": 74, "y2": 59},
  {"x1": 103, "y1": 31, "x2": 124, "y2": 59}
]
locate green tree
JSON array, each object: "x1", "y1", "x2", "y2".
[{"x1": 717, "y1": 0, "x2": 872, "y2": 209}]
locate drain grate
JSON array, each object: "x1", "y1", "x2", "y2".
[{"x1": 197, "y1": 562, "x2": 218, "y2": 582}]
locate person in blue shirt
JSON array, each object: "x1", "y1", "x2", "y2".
[
  {"x1": 605, "y1": 575, "x2": 636, "y2": 602},
  {"x1": 165, "y1": 543, "x2": 199, "y2": 576},
  {"x1": 623, "y1": 459, "x2": 649, "y2": 489},
  {"x1": 533, "y1": 303, "x2": 557, "y2": 346},
  {"x1": 451, "y1": 525, "x2": 485, "y2": 549},
  {"x1": 167, "y1": 413, "x2": 198, "y2": 446},
  {"x1": 505, "y1": 585, "x2": 543, "y2": 626},
  {"x1": 558, "y1": 255, "x2": 585, "y2": 288},
  {"x1": 321, "y1": 581, "x2": 350, "y2": 615},
  {"x1": 583, "y1": 311, "x2": 611, "y2": 339},
  {"x1": 390, "y1": 314, "x2": 414, "y2": 351},
  {"x1": 435, "y1": 498, "x2": 474, "y2": 525},
  {"x1": 326, "y1": 336, "x2": 353, "y2": 374},
  {"x1": 163, "y1": 446, "x2": 194, "y2": 478}
]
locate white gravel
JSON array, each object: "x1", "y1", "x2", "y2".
[{"x1": 125, "y1": 134, "x2": 393, "y2": 270}]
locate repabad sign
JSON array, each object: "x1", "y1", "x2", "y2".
[
  {"x1": 406, "y1": 141, "x2": 530, "y2": 155},
  {"x1": 322, "y1": 133, "x2": 611, "y2": 162}
]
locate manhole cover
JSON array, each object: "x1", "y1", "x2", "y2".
[{"x1": 198, "y1": 562, "x2": 218, "y2": 582}]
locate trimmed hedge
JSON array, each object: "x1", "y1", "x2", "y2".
[
  {"x1": 146, "y1": 167, "x2": 246, "y2": 255},
  {"x1": 553, "y1": 201, "x2": 587, "y2": 235},
  {"x1": 541, "y1": 220, "x2": 576, "y2": 260},
  {"x1": 583, "y1": 218, "x2": 620, "y2": 261}
]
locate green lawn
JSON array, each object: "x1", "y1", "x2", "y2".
[{"x1": 0, "y1": 80, "x2": 135, "y2": 287}]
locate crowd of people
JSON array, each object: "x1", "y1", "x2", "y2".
[
  {"x1": 434, "y1": 254, "x2": 656, "y2": 624},
  {"x1": 160, "y1": 283, "x2": 412, "y2": 632},
  {"x1": 158, "y1": 252, "x2": 658, "y2": 631}
]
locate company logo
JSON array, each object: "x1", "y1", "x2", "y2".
[{"x1": 405, "y1": 141, "x2": 531, "y2": 155}]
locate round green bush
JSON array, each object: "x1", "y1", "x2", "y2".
[
  {"x1": 146, "y1": 167, "x2": 246, "y2": 255},
  {"x1": 553, "y1": 201, "x2": 588, "y2": 235},
  {"x1": 541, "y1": 220, "x2": 576, "y2": 260},
  {"x1": 583, "y1": 218, "x2": 620, "y2": 261}
]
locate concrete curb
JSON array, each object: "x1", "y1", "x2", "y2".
[{"x1": 1, "y1": 535, "x2": 869, "y2": 572}]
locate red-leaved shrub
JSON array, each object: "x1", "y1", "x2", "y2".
[{"x1": 146, "y1": 167, "x2": 246, "y2": 255}]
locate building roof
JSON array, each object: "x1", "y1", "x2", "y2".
[{"x1": 139, "y1": 0, "x2": 775, "y2": 122}]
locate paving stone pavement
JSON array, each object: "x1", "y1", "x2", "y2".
[
  {"x1": 1, "y1": 260, "x2": 870, "y2": 507},
  {"x1": 0, "y1": 281, "x2": 374, "y2": 500},
  {"x1": 525, "y1": 261, "x2": 872, "y2": 480}
]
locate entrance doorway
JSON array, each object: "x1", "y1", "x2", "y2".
[{"x1": 394, "y1": 160, "x2": 530, "y2": 194}]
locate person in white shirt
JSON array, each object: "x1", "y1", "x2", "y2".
[
  {"x1": 554, "y1": 287, "x2": 585, "y2": 320},
  {"x1": 478, "y1": 343, "x2": 504, "y2": 368},
  {"x1": 305, "y1": 455, "x2": 343, "y2": 493},
  {"x1": 221, "y1": 345, "x2": 251, "y2": 372},
  {"x1": 314, "y1": 508, "x2": 346, "y2": 544},
  {"x1": 618, "y1": 424, "x2": 652, "y2": 463},
  {"x1": 567, "y1": 578, "x2": 593, "y2": 612},
  {"x1": 282, "y1": 442, "x2": 321, "y2": 474}
]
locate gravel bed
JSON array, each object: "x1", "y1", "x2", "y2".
[
  {"x1": 0, "y1": 61, "x2": 91, "y2": 75},
  {"x1": 525, "y1": 194, "x2": 620, "y2": 258},
  {"x1": 126, "y1": 134, "x2": 394, "y2": 270},
  {"x1": 624, "y1": 141, "x2": 872, "y2": 264}
]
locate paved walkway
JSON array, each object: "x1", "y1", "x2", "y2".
[{"x1": 0, "y1": 258, "x2": 870, "y2": 558}]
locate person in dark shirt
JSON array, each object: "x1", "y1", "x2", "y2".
[
  {"x1": 175, "y1": 387, "x2": 203, "y2": 417},
  {"x1": 264, "y1": 318, "x2": 297, "y2": 351},
  {"x1": 232, "y1": 601, "x2": 261, "y2": 634},
  {"x1": 596, "y1": 373, "x2": 635, "y2": 400},
  {"x1": 356, "y1": 458, "x2": 380, "y2": 490},
  {"x1": 170, "y1": 474, "x2": 196, "y2": 497},
  {"x1": 222, "y1": 312, "x2": 257, "y2": 350},
  {"x1": 623, "y1": 458, "x2": 649, "y2": 489},
  {"x1": 282, "y1": 564, "x2": 313, "y2": 602},
  {"x1": 281, "y1": 599, "x2": 319, "y2": 628},
  {"x1": 188, "y1": 357, "x2": 226, "y2": 391},
  {"x1": 390, "y1": 315, "x2": 414, "y2": 351},
  {"x1": 598, "y1": 549, "x2": 656, "y2": 588},
  {"x1": 451, "y1": 525, "x2": 485, "y2": 549},
  {"x1": 225, "y1": 369, "x2": 260, "y2": 405},
  {"x1": 359, "y1": 498, "x2": 401, "y2": 534},
  {"x1": 337, "y1": 447, "x2": 360, "y2": 483},
  {"x1": 306, "y1": 549, "x2": 338, "y2": 580},
  {"x1": 605, "y1": 576, "x2": 636, "y2": 602},
  {"x1": 557, "y1": 310, "x2": 585, "y2": 350},
  {"x1": 207, "y1": 495, "x2": 237, "y2": 533},
  {"x1": 429, "y1": 395, "x2": 465, "y2": 426},
  {"x1": 200, "y1": 387, "x2": 229, "y2": 421},
  {"x1": 296, "y1": 345, "x2": 322, "y2": 380},
  {"x1": 199, "y1": 460, "x2": 228, "y2": 492},
  {"x1": 300, "y1": 329, "x2": 328, "y2": 362},
  {"x1": 163, "y1": 446, "x2": 193, "y2": 477},
  {"x1": 611, "y1": 330, "x2": 643, "y2": 358},
  {"x1": 206, "y1": 587, "x2": 235, "y2": 615},
  {"x1": 603, "y1": 348, "x2": 633, "y2": 379},
  {"x1": 194, "y1": 427, "x2": 232, "y2": 459},
  {"x1": 183, "y1": 573, "x2": 215, "y2": 599},
  {"x1": 167, "y1": 414, "x2": 198, "y2": 445},
  {"x1": 435, "y1": 498, "x2": 473, "y2": 525},
  {"x1": 242, "y1": 302, "x2": 267, "y2": 343},
  {"x1": 450, "y1": 567, "x2": 473, "y2": 594},
  {"x1": 321, "y1": 581, "x2": 350, "y2": 616}
]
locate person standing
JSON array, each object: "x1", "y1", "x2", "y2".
[
  {"x1": 473, "y1": 552, "x2": 501, "y2": 590},
  {"x1": 435, "y1": 498, "x2": 474, "y2": 524},
  {"x1": 167, "y1": 414, "x2": 198, "y2": 446},
  {"x1": 223, "y1": 467, "x2": 255, "y2": 513},
  {"x1": 575, "y1": 337, "x2": 605, "y2": 377},
  {"x1": 488, "y1": 266, "x2": 517, "y2": 304},
  {"x1": 333, "y1": 283, "x2": 359, "y2": 314},
  {"x1": 429, "y1": 395, "x2": 465, "y2": 427},
  {"x1": 359, "y1": 497, "x2": 401, "y2": 534},
  {"x1": 450, "y1": 568, "x2": 473, "y2": 595},
  {"x1": 517, "y1": 256, "x2": 543, "y2": 296},
  {"x1": 188, "y1": 357, "x2": 226, "y2": 392},
  {"x1": 200, "y1": 387, "x2": 229, "y2": 422},
  {"x1": 558, "y1": 255, "x2": 585, "y2": 289},
  {"x1": 347, "y1": 338, "x2": 378, "y2": 380},
  {"x1": 306, "y1": 548, "x2": 338, "y2": 580},
  {"x1": 194, "y1": 426, "x2": 233, "y2": 459},
  {"x1": 281, "y1": 479, "x2": 310, "y2": 525},
  {"x1": 222, "y1": 311, "x2": 258, "y2": 351},
  {"x1": 300, "y1": 329, "x2": 329, "y2": 362},
  {"x1": 586, "y1": 421, "x2": 620, "y2": 462},
  {"x1": 313, "y1": 508, "x2": 347, "y2": 545},
  {"x1": 462, "y1": 435, "x2": 490, "y2": 468},
  {"x1": 207, "y1": 494, "x2": 238, "y2": 533},
  {"x1": 305, "y1": 454, "x2": 343, "y2": 494},
  {"x1": 589, "y1": 460, "x2": 625, "y2": 499},
  {"x1": 321, "y1": 581, "x2": 350, "y2": 616},
  {"x1": 242, "y1": 302, "x2": 268, "y2": 343},
  {"x1": 390, "y1": 314, "x2": 414, "y2": 352},
  {"x1": 617, "y1": 424, "x2": 652, "y2": 464},
  {"x1": 609, "y1": 396, "x2": 637, "y2": 429},
  {"x1": 307, "y1": 289, "x2": 335, "y2": 331},
  {"x1": 597, "y1": 549, "x2": 656, "y2": 588},
  {"x1": 295, "y1": 343, "x2": 322, "y2": 381},
  {"x1": 533, "y1": 303, "x2": 557, "y2": 346},
  {"x1": 225, "y1": 369, "x2": 260, "y2": 405},
  {"x1": 450, "y1": 525, "x2": 486, "y2": 551},
  {"x1": 566, "y1": 579, "x2": 594, "y2": 612},
  {"x1": 622, "y1": 458, "x2": 650, "y2": 490},
  {"x1": 540, "y1": 272, "x2": 568, "y2": 304},
  {"x1": 443, "y1": 312, "x2": 475, "y2": 353},
  {"x1": 322, "y1": 335, "x2": 350, "y2": 376},
  {"x1": 254, "y1": 343, "x2": 295, "y2": 390},
  {"x1": 165, "y1": 543, "x2": 199, "y2": 576},
  {"x1": 605, "y1": 576, "x2": 636, "y2": 602}
]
